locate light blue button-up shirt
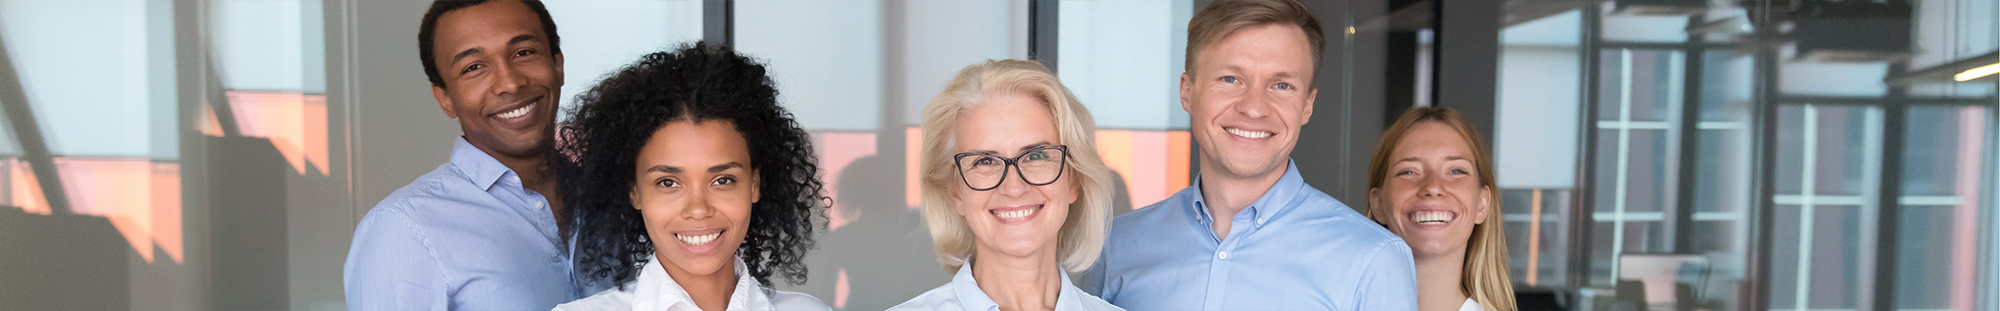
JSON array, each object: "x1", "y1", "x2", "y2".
[
  {"x1": 343, "y1": 138, "x2": 578, "y2": 310},
  {"x1": 1088, "y1": 161, "x2": 1419, "y2": 310}
]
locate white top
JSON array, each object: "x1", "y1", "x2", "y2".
[
  {"x1": 553, "y1": 256, "x2": 829, "y2": 311},
  {"x1": 1458, "y1": 298, "x2": 1482, "y2": 311},
  {"x1": 889, "y1": 259, "x2": 1124, "y2": 311}
]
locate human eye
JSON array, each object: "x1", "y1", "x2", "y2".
[
  {"x1": 656, "y1": 178, "x2": 680, "y2": 188},
  {"x1": 515, "y1": 49, "x2": 536, "y2": 57},
  {"x1": 1220, "y1": 76, "x2": 1239, "y2": 83},
  {"x1": 460, "y1": 63, "x2": 484, "y2": 75},
  {"x1": 713, "y1": 175, "x2": 736, "y2": 186},
  {"x1": 974, "y1": 157, "x2": 1001, "y2": 167},
  {"x1": 1449, "y1": 168, "x2": 1470, "y2": 175},
  {"x1": 1275, "y1": 82, "x2": 1294, "y2": 90},
  {"x1": 1395, "y1": 169, "x2": 1416, "y2": 177}
]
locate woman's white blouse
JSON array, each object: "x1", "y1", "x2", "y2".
[
  {"x1": 553, "y1": 256, "x2": 829, "y2": 311},
  {"x1": 888, "y1": 261, "x2": 1124, "y2": 311},
  {"x1": 1458, "y1": 298, "x2": 1481, "y2": 311}
]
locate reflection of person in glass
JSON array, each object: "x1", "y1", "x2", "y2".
[
  {"x1": 555, "y1": 42, "x2": 830, "y2": 310},
  {"x1": 343, "y1": 1, "x2": 577, "y2": 310},
  {"x1": 1089, "y1": 0, "x2": 1418, "y2": 309},
  {"x1": 892, "y1": 60, "x2": 1123, "y2": 310},
  {"x1": 1366, "y1": 108, "x2": 1516, "y2": 311}
]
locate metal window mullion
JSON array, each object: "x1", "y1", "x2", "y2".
[
  {"x1": 1793, "y1": 105, "x2": 1818, "y2": 311},
  {"x1": 1028, "y1": 0, "x2": 1058, "y2": 72},
  {"x1": 1567, "y1": 1, "x2": 1604, "y2": 289},
  {"x1": 1741, "y1": 0, "x2": 1781, "y2": 307},
  {"x1": 1866, "y1": 63, "x2": 1912, "y2": 311},
  {"x1": 1670, "y1": 14, "x2": 1708, "y2": 254},
  {"x1": 702, "y1": 0, "x2": 732, "y2": 46},
  {"x1": 1608, "y1": 48, "x2": 1634, "y2": 283}
]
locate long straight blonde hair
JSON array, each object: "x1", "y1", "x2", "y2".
[
  {"x1": 917, "y1": 59, "x2": 1114, "y2": 273},
  {"x1": 1366, "y1": 107, "x2": 1516, "y2": 311}
]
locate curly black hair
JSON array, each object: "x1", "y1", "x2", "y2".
[{"x1": 561, "y1": 41, "x2": 824, "y2": 288}]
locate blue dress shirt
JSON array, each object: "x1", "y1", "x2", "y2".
[
  {"x1": 343, "y1": 138, "x2": 578, "y2": 310},
  {"x1": 1088, "y1": 161, "x2": 1419, "y2": 310}
]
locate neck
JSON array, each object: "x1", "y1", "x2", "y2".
[
  {"x1": 970, "y1": 248, "x2": 1062, "y2": 311},
  {"x1": 660, "y1": 254, "x2": 738, "y2": 311},
  {"x1": 1195, "y1": 160, "x2": 1287, "y2": 240},
  {"x1": 1415, "y1": 250, "x2": 1471, "y2": 311}
]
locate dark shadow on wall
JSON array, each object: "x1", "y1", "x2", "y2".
[
  {"x1": 796, "y1": 155, "x2": 949, "y2": 310},
  {"x1": 207, "y1": 136, "x2": 289, "y2": 310},
  {"x1": 0, "y1": 207, "x2": 131, "y2": 310}
]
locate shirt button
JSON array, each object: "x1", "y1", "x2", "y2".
[
  {"x1": 1217, "y1": 251, "x2": 1229, "y2": 259},
  {"x1": 534, "y1": 201, "x2": 546, "y2": 209},
  {"x1": 1256, "y1": 217, "x2": 1266, "y2": 225}
]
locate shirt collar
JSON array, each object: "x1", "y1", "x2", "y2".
[
  {"x1": 447, "y1": 137, "x2": 518, "y2": 191},
  {"x1": 631, "y1": 255, "x2": 769, "y2": 311},
  {"x1": 1187, "y1": 160, "x2": 1305, "y2": 229},
  {"x1": 947, "y1": 258, "x2": 1088, "y2": 311}
]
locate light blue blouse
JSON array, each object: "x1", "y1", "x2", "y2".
[{"x1": 891, "y1": 259, "x2": 1124, "y2": 311}]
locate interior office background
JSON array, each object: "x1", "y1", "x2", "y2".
[{"x1": 0, "y1": 0, "x2": 1992, "y2": 310}]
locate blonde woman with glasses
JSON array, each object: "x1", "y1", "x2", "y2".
[
  {"x1": 1365, "y1": 107, "x2": 1517, "y2": 311},
  {"x1": 890, "y1": 59, "x2": 1123, "y2": 311}
]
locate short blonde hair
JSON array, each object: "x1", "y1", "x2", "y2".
[
  {"x1": 919, "y1": 59, "x2": 1113, "y2": 273},
  {"x1": 1186, "y1": 0, "x2": 1326, "y2": 76}
]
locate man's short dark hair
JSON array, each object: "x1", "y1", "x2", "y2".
[{"x1": 419, "y1": 0, "x2": 562, "y2": 89}]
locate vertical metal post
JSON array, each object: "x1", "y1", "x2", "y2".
[
  {"x1": 1568, "y1": 0, "x2": 1604, "y2": 289},
  {"x1": 1670, "y1": 15, "x2": 1707, "y2": 253},
  {"x1": 702, "y1": 0, "x2": 733, "y2": 46},
  {"x1": 1741, "y1": 0, "x2": 1780, "y2": 309},
  {"x1": 1867, "y1": 62, "x2": 1911, "y2": 311},
  {"x1": 1029, "y1": 0, "x2": 1059, "y2": 73}
]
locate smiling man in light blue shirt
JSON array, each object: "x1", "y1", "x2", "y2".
[
  {"x1": 1087, "y1": 0, "x2": 1418, "y2": 310},
  {"x1": 342, "y1": 1, "x2": 581, "y2": 310}
]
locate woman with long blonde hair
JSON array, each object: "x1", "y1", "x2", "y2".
[{"x1": 1365, "y1": 107, "x2": 1516, "y2": 311}]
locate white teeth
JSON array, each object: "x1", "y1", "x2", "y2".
[
  {"x1": 994, "y1": 208, "x2": 1035, "y2": 220},
  {"x1": 675, "y1": 232, "x2": 720, "y2": 245},
  {"x1": 1226, "y1": 128, "x2": 1272, "y2": 139},
  {"x1": 1412, "y1": 211, "x2": 1455, "y2": 224},
  {"x1": 495, "y1": 103, "x2": 534, "y2": 119}
]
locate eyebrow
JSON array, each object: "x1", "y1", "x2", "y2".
[
  {"x1": 707, "y1": 162, "x2": 744, "y2": 173},
  {"x1": 644, "y1": 162, "x2": 746, "y2": 174},
  {"x1": 1395, "y1": 156, "x2": 1472, "y2": 163},
  {"x1": 448, "y1": 35, "x2": 541, "y2": 65},
  {"x1": 966, "y1": 142, "x2": 1054, "y2": 155}
]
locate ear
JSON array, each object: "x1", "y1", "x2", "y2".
[
  {"x1": 1301, "y1": 87, "x2": 1317, "y2": 125},
  {"x1": 629, "y1": 186, "x2": 643, "y2": 211},
  {"x1": 748, "y1": 169, "x2": 761, "y2": 204},
  {"x1": 1474, "y1": 185, "x2": 1492, "y2": 224},
  {"x1": 1179, "y1": 72, "x2": 1195, "y2": 114},
  {"x1": 433, "y1": 85, "x2": 458, "y2": 119},
  {"x1": 1366, "y1": 187, "x2": 1381, "y2": 220}
]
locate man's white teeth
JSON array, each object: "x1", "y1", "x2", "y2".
[
  {"x1": 995, "y1": 208, "x2": 1035, "y2": 220},
  {"x1": 676, "y1": 232, "x2": 720, "y2": 245},
  {"x1": 495, "y1": 103, "x2": 534, "y2": 119},
  {"x1": 1226, "y1": 128, "x2": 1272, "y2": 139},
  {"x1": 1413, "y1": 211, "x2": 1455, "y2": 224}
]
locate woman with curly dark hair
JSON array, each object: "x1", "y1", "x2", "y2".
[{"x1": 554, "y1": 42, "x2": 829, "y2": 311}]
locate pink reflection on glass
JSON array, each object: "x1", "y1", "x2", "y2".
[
  {"x1": 224, "y1": 91, "x2": 330, "y2": 175},
  {"x1": 46, "y1": 158, "x2": 182, "y2": 263},
  {"x1": 814, "y1": 132, "x2": 877, "y2": 231}
]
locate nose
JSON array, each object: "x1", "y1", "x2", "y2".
[
  {"x1": 683, "y1": 188, "x2": 715, "y2": 220},
  {"x1": 1418, "y1": 174, "x2": 1444, "y2": 197},
  {"x1": 1232, "y1": 85, "x2": 1271, "y2": 119},
  {"x1": 490, "y1": 61, "x2": 529, "y2": 98},
  {"x1": 995, "y1": 166, "x2": 1034, "y2": 198}
]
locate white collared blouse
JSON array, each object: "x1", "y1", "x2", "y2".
[
  {"x1": 888, "y1": 259, "x2": 1124, "y2": 311},
  {"x1": 553, "y1": 256, "x2": 829, "y2": 311}
]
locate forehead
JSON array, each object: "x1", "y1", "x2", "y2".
[
  {"x1": 955, "y1": 95, "x2": 1059, "y2": 148},
  {"x1": 432, "y1": 2, "x2": 546, "y2": 57},
  {"x1": 637, "y1": 120, "x2": 750, "y2": 164},
  {"x1": 1392, "y1": 121, "x2": 1475, "y2": 159},
  {"x1": 1195, "y1": 23, "x2": 1314, "y2": 71}
]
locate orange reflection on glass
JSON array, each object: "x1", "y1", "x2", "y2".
[
  {"x1": 3, "y1": 158, "x2": 52, "y2": 215},
  {"x1": 222, "y1": 91, "x2": 330, "y2": 175},
  {"x1": 50, "y1": 157, "x2": 182, "y2": 263},
  {"x1": 1096, "y1": 130, "x2": 1191, "y2": 209},
  {"x1": 815, "y1": 132, "x2": 877, "y2": 231}
]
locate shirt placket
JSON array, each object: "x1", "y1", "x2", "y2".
[{"x1": 1200, "y1": 204, "x2": 1259, "y2": 310}]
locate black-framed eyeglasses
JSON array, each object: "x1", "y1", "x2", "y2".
[{"x1": 953, "y1": 145, "x2": 1069, "y2": 191}]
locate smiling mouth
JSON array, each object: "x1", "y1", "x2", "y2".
[
  {"x1": 675, "y1": 230, "x2": 722, "y2": 246},
  {"x1": 492, "y1": 103, "x2": 535, "y2": 120},
  {"x1": 1411, "y1": 211, "x2": 1456, "y2": 225},
  {"x1": 992, "y1": 205, "x2": 1042, "y2": 221},
  {"x1": 1225, "y1": 127, "x2": 1273, "y2": 139}
]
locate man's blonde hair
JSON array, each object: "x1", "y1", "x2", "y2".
[
  {"x1": 918, "y1": 59, "x2": 1114, "y2": 273},
  {"x1": 1185, "y1": 0, "x2": 1326, "y2": 77}
]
